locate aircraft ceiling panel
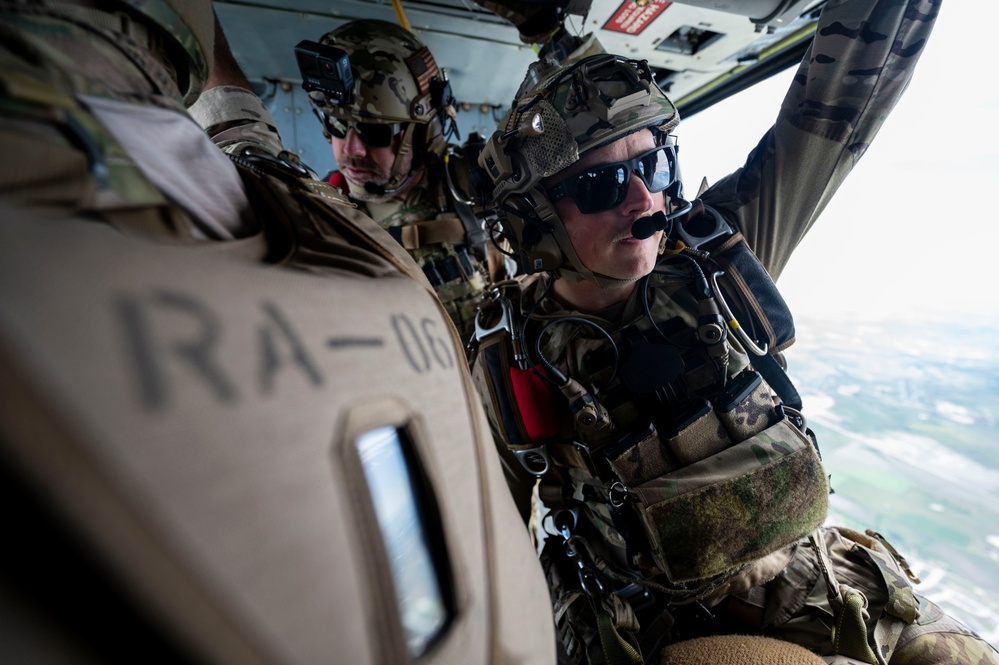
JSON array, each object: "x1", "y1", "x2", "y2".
[
  {"x1": 215, "y1": 0, "x2": 823, "y2": 152},
  {"x1": 215, "y1": 1, "x2": 538, "y2": 110},
  {"x1": 217, "y1": 0, "x2": 822, "y2": 113},
  {"x1": 566, "y1": 0, "x2": 821, "y2": 104}
]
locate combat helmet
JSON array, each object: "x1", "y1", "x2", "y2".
[
  {"x1": 478, "y1": 54, "x2": 680, "y2": 288},
  {"x1": 307, "y1": 20, "x2": 458, "y2": 189}
]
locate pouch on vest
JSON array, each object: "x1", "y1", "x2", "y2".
[
  {"x1": 476, "y1": 326, "x2": 560, "y2": 447},
  {"x1": 627, "y1": 417, "x2": 828, "y2": 583},
  {"x1": 675, "y1": 203, "x2": 800, "y2": 408}
]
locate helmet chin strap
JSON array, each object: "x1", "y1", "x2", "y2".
[{"x1": 369, "y1": 122, "x2": 420, "y2": 197}]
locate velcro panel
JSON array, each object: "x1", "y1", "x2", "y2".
[
  {"x1": 405, "y1": 46, "x2": 438, "y2": 97},
  {"x1": 635, "y1": 419, "x2": 828, "y2": 583}
]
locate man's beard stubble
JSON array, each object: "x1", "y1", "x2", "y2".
[{"x1": 339, "y1": 156, "x2": 395, "y2": 203}]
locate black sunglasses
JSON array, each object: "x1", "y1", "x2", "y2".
[
  {"x1": 547, "y1": 145, "x2": 677, "y2": 214},
  {"x1": 321, "y1": 112, "x2": 406, "y2": 148}
]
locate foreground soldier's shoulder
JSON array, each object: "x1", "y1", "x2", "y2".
[{"x1": 0, "y1": 201, "x2": 556, "y2": 664}]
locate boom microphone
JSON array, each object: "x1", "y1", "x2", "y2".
[
  {"x1": 630, "y1": 211, "x2": 667, "y2": 240},
  {"x1": 630, "y1": 199, "x2": 694, "y2": 240},
  {"x1": 364, "y1": 172, "x2": 414, "y2": 197}
]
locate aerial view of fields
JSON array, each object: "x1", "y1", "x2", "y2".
[{"x1": 785, "y1": 315, "x2": 999, "y2": 647}]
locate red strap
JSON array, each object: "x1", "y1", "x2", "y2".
[{"x1": 509, "y1": 367, "x2": 560, "y2": 441}]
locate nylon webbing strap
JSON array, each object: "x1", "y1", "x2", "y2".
[
  {"x1": 0, "y1": 1, "x2": 181, "y2": 100},
  {"x1": 810, "y1": 532, "x2": 878, "y2": 663},
  {"x1": 752, "y1": 350, "x2": 802, "y2": 410},
  {"x1": 597, "y1": 610, "x2": 644, "y2": 665},
  {"x1": 834, "y1": 593, "x2": 881, "y2": 665},
  {"x1": 390, "y1": 217, "x2": 467, "y2": 250},
  {"x1": 815, "y1": 529, "x2": 915, "y2": 665},
  {"x1": 547, "y1": 441, "x2": 595, "y2": 474}
]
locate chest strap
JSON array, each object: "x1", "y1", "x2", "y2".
[{"x1": 388, "y1": 215, "x2": 467, "y2": 250}]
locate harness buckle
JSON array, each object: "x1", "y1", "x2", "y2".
[
  {"x1": 474, "y1": 291, "x2": 532, "y2": 368},
  {"x1": 474, "y1": 291, "x2": 513, "y2": 339},
  {"x1": 513, "y1": 446, "x2": 552, "y2": 476}
]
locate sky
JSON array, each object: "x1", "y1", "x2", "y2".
[{"x1": 677, "y1": 1, "x2": 999, "y2": 323}]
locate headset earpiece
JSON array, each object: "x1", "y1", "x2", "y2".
[{"x1": 506, "y1": 199, "x2": 562, "y2": 274}]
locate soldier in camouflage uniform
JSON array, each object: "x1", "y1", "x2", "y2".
[
  {"x1": 470, "y1": 0, "x2": 999, "y2": 663},
  {"x1": 305, "y1": 20, "x2": 495, "y2": 344}
]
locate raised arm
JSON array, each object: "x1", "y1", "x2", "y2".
[
  {"x1": 186, "y1": 11, "x2": 285, "y2": 157},
  {"x1": 701, "y1": 0, "x2": 940, "y2": 279}
]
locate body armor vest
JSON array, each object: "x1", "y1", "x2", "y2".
[
  {"x1": 474, "y1": 203, "x2": 828, "y2": 588},
  {"x1": 332, "y1": 152, "x2": 497, "y2": 345}
]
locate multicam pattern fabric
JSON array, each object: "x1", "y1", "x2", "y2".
[
  {"x1": 0, "y1": 6, "x2": 564, "y2": 664},
  {"x1": 0, "y1": 0, "x2": 211, "y2": 103},
  {"x1": 311, "y1": 19, "x2": 452, "y2": 158},
  {"x1": 0, "y1": 10, "x2": 187, "y2": 227},
  {"x1": 353, "y1": 169, "x2": 491, "y2": 344},
  {"x1": 486, "y1": 268, "x2": 820, "y2": 586},
  {"x1": 765, "y1": 528, "x2": 998, "y2": 665},
  {"x1": 302, "y1": 20, "x2": 489, "y2": 336},
  {"x1": 478, "y1": 53, "x2": 679, "y2": 287},
  {"x1": 188, "y1": 85, "x2": 288, "y2": 158},
  {"x1": 638, "y1": 421, "x2": 828, "y2": 583},
  {"x1": 892, "y1": 599, "x2": 999, "y2": 665},
  {"x1": 192, "y1": 51, "x2": 485, "y2": 338},
  {"x1": 701, "y1": 0, "x2": 943, "y2": 281},
  {"x1": 129, "y1": 0, "x2": 213, "y2": 103},
  {"x1": 716, "y1": 373, "x2": 783, "y2": 442},
  {"x1": 487, "y1": 54, "x2": 678, "y2": 199},
  {"x1": 317, "y1": 20, "x2": 429, "y2": 123}
]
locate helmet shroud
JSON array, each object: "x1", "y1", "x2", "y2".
[{"x1": 479, "y1": 55, "x2": 679, "y2": 288}]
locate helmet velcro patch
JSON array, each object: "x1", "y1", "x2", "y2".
[
  {"x1": 405, "y1": 46, "x2": 438, "y2": 98},
  {"x1": 518, "y1": 99, "x2": 578, "y2": 181}
]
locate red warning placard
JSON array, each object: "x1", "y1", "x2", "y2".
[{"x1": 602, "y1": 0, "x2": 672, "y2": 35}]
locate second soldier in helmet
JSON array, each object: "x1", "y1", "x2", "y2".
[{"x1": 303, "y1": 20, "x2": 498, "y2": 343}]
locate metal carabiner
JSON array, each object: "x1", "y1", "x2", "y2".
[
  {"x1": 474, "y1": 291, "x2": 532, "y2": 369},
  {"x1": 473, "y1": 292, "x2": 515, "y2": 341},
  {"x1": 708, "y1": 271, "x2": 769, "y2": 357}
]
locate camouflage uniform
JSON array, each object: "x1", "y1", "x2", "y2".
[
  {"x1": 188, "y1": 84, "x2": 287, "y2": 157},
  {"x1": 332, "y1": 166, "x2": 491, "y2": 345},
  {"x1": 0, "y1": 0, "x2": 241, "y2": 238},
  {"x1": 472, "y1": 0, "x2": 998, "y2": 662},
  {"x1": 308, "y1": 20, "x2": 494, "y2": 344}
]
